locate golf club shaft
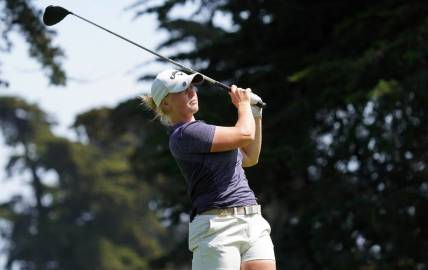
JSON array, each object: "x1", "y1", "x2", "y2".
[{"x1": 70, "y1": 12, "x2": 265, "y2": 107}]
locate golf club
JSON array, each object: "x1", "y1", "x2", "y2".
[{"x1": 42, "y1": 6, "x2": 266, "y2": 108}]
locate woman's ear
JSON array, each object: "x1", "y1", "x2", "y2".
[{"x1": 160, "y1": 97, "x2": 170, "y2": 112}]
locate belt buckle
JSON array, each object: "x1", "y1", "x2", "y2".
[{"x1": 218, "y1": 209, "x2": 229, "y2": 217}]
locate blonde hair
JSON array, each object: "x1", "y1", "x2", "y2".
[{"x1": 138, "y1": 95, "x2": 172, "y2": 126}]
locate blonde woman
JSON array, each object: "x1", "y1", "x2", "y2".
[{"x1": 141, "y1": 69, "x2": 275, "y2": 270}]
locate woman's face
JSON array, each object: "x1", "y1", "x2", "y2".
[{"x1": 163, "y1": 86, "x2": 199, "y2": 121}]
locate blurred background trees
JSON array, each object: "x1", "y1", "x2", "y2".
[
  {"x1": 1, "y1": 0, "x2": 428, "y2": 269},
  {"x1": 0, "y1": 0, "x2": 65, "y2": 86}
]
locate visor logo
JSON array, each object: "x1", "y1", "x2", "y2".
[{"x1": 170, "y1": 71, "x2": 184, "y2": 79}]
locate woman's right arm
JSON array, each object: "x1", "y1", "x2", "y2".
[{"x1": 210, "y1": 85, "x2": 255, "y2": 152}]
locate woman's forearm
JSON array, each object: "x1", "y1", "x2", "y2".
[{"x1": 241, "y1": 117, "x2": 262, "y2": 166}]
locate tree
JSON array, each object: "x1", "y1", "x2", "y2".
[
  {"x1": 0, "y1": 96, "x2": 64, "y2": 270},
  {"x1": 0, "y1": 2, "x2": 183, "y2": 269},
  {"x1": 73, "y1": 99, "x2": 193, "y2": 269},
  {"x1": 0, "y1": 97, "x2": 169, "y2": 270},
  {"x1": 0, "y1": 0, "x2": 65, "y2": 87},
  {"x1": 0, "y1": 1, "x2": 65, "y2": 268},
  {"x1": 2, "y1": 0, "x2": 428, "y2": 269},
  {"x1": 125, "y1": 0, "x2": 428, "y2": 269}
]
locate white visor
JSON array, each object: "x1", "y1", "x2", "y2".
[{"x1": 151, "y1": 69, "x2": 204, "y2": 107}]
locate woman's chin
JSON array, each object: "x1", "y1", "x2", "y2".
[{"x1": 189, "y1": 103, "x2": 199, "y2": 112}]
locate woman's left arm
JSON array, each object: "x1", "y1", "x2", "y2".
[{"x1": 240, "y1": 117, "x2": 262, "y2": 167}]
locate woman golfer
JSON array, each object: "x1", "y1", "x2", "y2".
[{"x1": 141, "y1": 69, "x2": 275, "y2": 270}]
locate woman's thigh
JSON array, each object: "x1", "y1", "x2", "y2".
[{"x1": 241, "y1": 259, "x2": 276, "y2": 270}]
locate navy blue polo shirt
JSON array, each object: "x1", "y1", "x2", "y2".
[{"x1": 168, "y1": 120, "x2": 257, "y2": 217}]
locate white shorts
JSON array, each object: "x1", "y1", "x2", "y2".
[{"x1": 188, "y1": 213, "x2": 275, "y2": 270}]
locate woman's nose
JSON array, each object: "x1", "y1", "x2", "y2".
[{"x1": 187, "y1": 87, "x2": 196, "y2": 96}]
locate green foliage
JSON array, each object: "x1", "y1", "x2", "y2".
[
  {"x1": 368, "y1": 80, "x2": 400, "y2": 99},
  {"x1": 0, "y1": 0, "x2": 66, "y2": 86},
  {"x1": 2, "y1": 0, "x2": 428, "y2": 269},
  {"x1": 0, "y1": 97, "x2": 168, "y2": 270},
  {"x1": 129, "y1": 0, "x2": 428, "y2": 269},
  {"x1": 98, "y1": 238, "x2": 148, "y2": 270}
]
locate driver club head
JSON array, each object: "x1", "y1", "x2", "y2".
[{"x1": 43, "y1": 6, "x2": 72, "y2": 26}]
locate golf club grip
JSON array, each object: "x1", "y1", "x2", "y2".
[{"x1": 213, "y1": 81, "x2": 267, "y2": 108}]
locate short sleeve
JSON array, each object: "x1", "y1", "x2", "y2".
[{"x1": 177, "y1": 121, "x2": 216, "y2": 154}]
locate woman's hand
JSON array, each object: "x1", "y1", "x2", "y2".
[{"x1": 229, "y1": 85, "x2": 252, "y2": 109}]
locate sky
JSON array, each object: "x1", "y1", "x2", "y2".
[{"x1": 0, "y1": 0, "x2": 166, "y2": 267}]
